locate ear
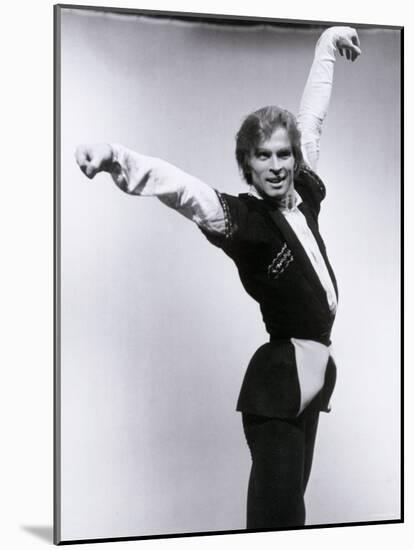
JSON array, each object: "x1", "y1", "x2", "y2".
[
  {"x1": 293, "y1": 156, "x2": 300, "y2": 176},
  {"x1": 243, "y1": 154, "x2": 252, "y2": 180},
  {"x1": 244, "y1": 151, "x2": 252, "y2": 168}
]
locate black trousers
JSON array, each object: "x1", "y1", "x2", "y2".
[{"x1": 242, "y1": 401, "x2": 320, "y2": 529}]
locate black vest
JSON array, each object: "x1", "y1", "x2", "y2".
[{"x1": 203, "y1": 166, "x2": 338, "y2": 417}]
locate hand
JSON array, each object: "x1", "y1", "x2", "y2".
[
  {"x1": 75, "y1": 143, "x2": 114, "y2": 179},
  {"x1": 332, "y1": 26, "x2": 361, "y2": 62}
]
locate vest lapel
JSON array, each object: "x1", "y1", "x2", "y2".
[
  {"x1": 298, "y1": 202, "x2": 339, "y2": 300},
  {"x1": 265, "y1": 205, "x2": 332, "y2": 310}
]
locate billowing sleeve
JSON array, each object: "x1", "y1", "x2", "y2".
[
  {"x1": 110, "y1": 144, "x2": 226, "y2": 235},
  {"x1": 297, "y1": 28, "x2": 338, "y2": 172}
]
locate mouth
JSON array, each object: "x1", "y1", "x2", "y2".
[
  {"x1": 266, "y1": 178, "x2": 284, "y2": 184},
  {"x1": 266, "y1": 177, "x2": 286, "y2": 187},
  {"x1": 266, "y1": 170, "x2": 287, "y2": 185}
]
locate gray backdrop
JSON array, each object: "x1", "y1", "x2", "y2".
[{"x1": 59, "y1": 8, "x2": 401, "y2": 541}]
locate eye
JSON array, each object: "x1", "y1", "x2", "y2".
[
  {"x1": 255, "y1": 150, "x2": 270, "y2": 160},
  {"x1": 279, "y1": 149, "x2": 292, "y2": 159}
]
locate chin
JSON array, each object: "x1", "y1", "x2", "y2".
[{"x1": 265, "y1": 186, "x2": 289, "y2": 199}]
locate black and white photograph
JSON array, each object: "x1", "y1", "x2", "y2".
[{"x1": 54, "y1": 4, "x2": 402, "y2": 544}]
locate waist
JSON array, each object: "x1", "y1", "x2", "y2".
[{"x1": 270, "y1": 333, "x2": 331, "y2": 347}]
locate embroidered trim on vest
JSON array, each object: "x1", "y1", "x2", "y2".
[
  {"x1": 299, "y1": 165, "x2": 326, "y2": 199},
  {"x1": 215, "y1": 190, "x2": 233, "y2": 239},
  {"x1": 268, "y1": 243, "x2": 294, "y2": 279}
]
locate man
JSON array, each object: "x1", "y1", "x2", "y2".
[{"x1": 76, "y1": 25, "x2": 361, "y2": 529}]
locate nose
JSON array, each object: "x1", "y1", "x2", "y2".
[{"x1": 269, "y1": 154, "x2": 281, "y2": 172}]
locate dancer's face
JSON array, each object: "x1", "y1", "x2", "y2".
[{"x1": 248, "y1": 127, "x2": 295, "y2": 200}]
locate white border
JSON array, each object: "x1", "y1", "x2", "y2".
[{"x1": 1, "y1": 1, "x2": 409, "y2": 549}]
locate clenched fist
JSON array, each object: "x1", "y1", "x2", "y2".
[
  {"x1": 75, "y1": 143, "x2": 114, "y2": 179},
  {"x1": 331, "y1": 26, "x2": 361, "y2": 61}
]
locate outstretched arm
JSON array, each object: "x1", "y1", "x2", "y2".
[
  {"x1": 297, "y1": 26, "x2": 361, "y2": 172},
  {"x1": 75, "y1": 143, "x2": 226, "y2": 235}
]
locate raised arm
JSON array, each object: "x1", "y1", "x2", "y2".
[
  {"x1": 75, "y1": 143, "x2": 226, "y2": 235},
  {"x1": 297, "y1": 26, "x2": 361, "y2": 172}
]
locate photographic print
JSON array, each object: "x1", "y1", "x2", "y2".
[{"x1": 54, "y1": 4, "x2": 402, "y2": 544}]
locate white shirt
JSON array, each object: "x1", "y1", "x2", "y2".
[{"x1": 282, "y1": 197, "x2": 337, "y2": 314}]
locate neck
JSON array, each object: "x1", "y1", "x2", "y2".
[
  {"x1": 254, "y1": 186, "x2": 297, "y2": 210},
  {"x1": 278, "y1": 189, "x2": 296, "y2": 210}
]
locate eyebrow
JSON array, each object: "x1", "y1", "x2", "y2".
[{"x1": 254, "y1": 146, "x2": 292, "y2": 154}]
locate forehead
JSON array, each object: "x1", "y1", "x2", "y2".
[{"x1": 257, "y1": 126, "x2": 292, "y2": 150}]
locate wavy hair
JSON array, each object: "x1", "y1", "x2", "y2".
[{"x1": 235, "y1": 106, "x2": 305, "y2": 185}]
